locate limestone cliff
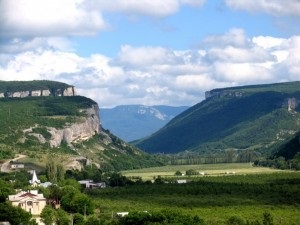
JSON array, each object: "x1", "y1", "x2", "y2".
[
  {"x1": 24, "y1": 104, "x2": 101, "y2": 148},
  {"x1": 0, "y1": 80, "x2": 76, "y2": 98}
]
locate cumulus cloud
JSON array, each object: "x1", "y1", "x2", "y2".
[
  {"x1": 0, "y1": 0, "x2": 107, "y2": 37},
  {"x1": 0, "y1": 29, "x2": 299, "y2": 107},
  {"x1": 225, "y1": 0, "x2": 300, "y2": 17},
  {"x1": 0, "y1": 0, "x2": 206, "y2": 38}
]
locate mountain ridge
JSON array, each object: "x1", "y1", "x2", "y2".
[
  {"x1": 100, "y1": 105, "x2": 189, "y2": 142},
  {"x1": 134, "y1": 81, "x2": 300, "y2": 157}
]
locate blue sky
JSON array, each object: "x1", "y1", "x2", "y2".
[{"x1": 0, "y1": 0, "x2": 300, "y2": 107}]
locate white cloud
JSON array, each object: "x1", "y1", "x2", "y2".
[
  {"x1": 225, "y1": 0, "x2": 300, "y2": 17},
  {"x1": 115, "y1": 45, "x2": 179, "y2": 67},
  {"x1": 0, "y1": 0, "x2": 206, "y2": 38},
  {"x1": 93, "y1": 0, "x2": 206, "y2": 17},
  {"x1": 203, "y1": 28, "x2": 249, "y2": 48},
  {"x1": 0, "y1": 0, "x2": 106, "y2": 37},
  {"x1": 1, "y1": 31, "x2": 300, "y2": 107}
]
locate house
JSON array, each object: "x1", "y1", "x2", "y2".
[
  {"x1": 78, "y1": 180, "x2": 106, "y2": 189},
  {"x1": 10, "y1": 163, "x2": 25, "y2": 169},
  {"x1": 176, "y1": 179, "x2": 187, "y2": 184},
  {"x1": 8, "y1": 190, "x2": 46, "y2": 216},
  {"x1": 39, "y1": 181, "x2": 53, "y2": 188},
  {"x1": 29, "y1": 170, "x2": 40, "y2": 187}
]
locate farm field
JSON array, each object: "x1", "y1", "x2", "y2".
[
  {"x1": 87, "y1": 164, "x2": 300, "y2": 224},
  {"x1": 121, "y1": 163, "x2": 286, "y2": 180}
]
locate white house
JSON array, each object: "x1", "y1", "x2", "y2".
[
  {"x1": 10, "y1": 163, "x2": 25, "y2": 169},
  {"x1": 78, "y1": 180, "x2": 106, "y2": 189},
  {"x1": 8, "y1": 190, "x2": 46, "y2": 216}
]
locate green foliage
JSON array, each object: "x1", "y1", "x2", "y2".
[
  {"x1": 0, "y1": 80, "x2": 72, "y2": 93},
  {"x1": 135, "y1": 81, "x2": 300, "y2": 156},
  {"x1": 0, "y1": 201, "x2": 36, "y2": 225},
  {"x1": 73, "y1": 213, "x2": 85, "y2": 225},
  {"x1": 46, "y1": 156, "x2": 65, "y2": 183},
  {"x1": 0, "y1": 178, "x2": 15, "y2": 202},
  {"x1": 262, "y1": 212, "x2": 274, "y2": 225},
  {"x1": 88, "y1": 172, "x2": 300, "y2": 224},
  {"x1": 61, "y1": 187, "x2": 94, "y2": 215},
  {"x1": 175, "y1": 170, "x2": 183, "y2": 176},
  {"x1": 0, "y1": 148, "x2": 15, "y2": 159},
  {"x1": 186, "y1": 169, "x2": 199, "y2": 175},
  {"x1": 41, "y1": 206, "x2": 57, "y2": 225},
  {"x1": 227, "y1": 216, "x2": 246, "y2": 225},
  {"x1": 56, "y1": 208, "x2": 70, "y2": 225},
  {"x1": 115, "y1": 210, "x2": 203, "y2": 225}
]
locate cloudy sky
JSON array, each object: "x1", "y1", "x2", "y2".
[{"x1": 0, "y1": 0, "x2": 300, "y2": 108}]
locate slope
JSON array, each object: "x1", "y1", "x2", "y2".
[
  {"x1": 0, "y1": 81, "x2": 162, "y2": 171},
  {"x1": 134, "y1": 81, "x2": 300, "y2": 155},
  {"x1": 100, "y1": 105, "x2": 189, "y2": 141}
]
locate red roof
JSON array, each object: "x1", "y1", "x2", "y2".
[{"x1": 19, "y1": 192, "x2": 37, "y2": 198}]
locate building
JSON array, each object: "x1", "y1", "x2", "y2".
[
  {"x1": 8, "y1": 190, "x2": 46, "y2": 216},
  {"x1": 29, "y1": 170, "x2": 40, "y2": 187},
  {"x1": 10, "y1": 163, "x2": 25, "y2": 169},
  {"x1": 78, "y1": 180, "x2": 106, "y2": 189}
]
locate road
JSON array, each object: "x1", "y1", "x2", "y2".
[{"x1": 0, "y1": 154, "x2": 27, "y2": 173}]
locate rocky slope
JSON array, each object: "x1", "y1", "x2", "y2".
[
  {"x1": 23, "y1": 104, "x2": 100, "y2": 148},
  {"x1": 0, "y1": 81, "x2": 162, "y2": 171}
]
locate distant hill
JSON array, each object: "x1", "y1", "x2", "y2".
[
  {"x1": 134, "y1": 81, "x2": 300, "y2": 158},
  {"x1": 100, "y1": 105, "x2": 189, "y2": 142}
]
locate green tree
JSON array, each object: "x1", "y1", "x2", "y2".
[
  {"x1": 61, "y1": 190, "x2": 94, "y2": 215},
  {"x1": 186, "y1": 169, "x2": 199, "y2": 176},
  {"x1": 46, "y1": 156, "x2": 65, "y2": 183},
  {"x1": 46, "y1": 157, "x2": 58, "y2": 183},
  {"x1": 40, "y1": 205, "x2": 57, "y2": 225},
  {"x1": 174, "y1": 170, "x2": 182, "y2": 176},
  {"x1": 73, "y1": 213, "x2": 85, "y2": 225},
  {"x1": 56, "y1": 208, "x2": 70, "y2": 225},
  {"x1": 0, "y1": 202, "x2": 37, "y2": 225},
  {"x1": 0, "y1": 178, "x2": 15, "y2": 202}
]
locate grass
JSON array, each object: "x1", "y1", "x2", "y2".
[{"x1": 121, "y1": 163, "x2": 286, "y2": 180}]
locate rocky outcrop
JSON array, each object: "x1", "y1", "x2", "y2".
[
  {"x1": 287, "y1": 98, "x2": 298, "y2": 111},
  {"x1": 0, "y1": 87, "x2": 76, "y2": 98},
  {"x1": 23, "y1": 104, "x2": 101, "y2": 148},
  {"x1": 205, "y1": 90, "x2": 243, "y2": 99}
]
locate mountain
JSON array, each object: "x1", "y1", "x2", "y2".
[
  {"x1": 100, "y1": 105, "x2": 189, "y2": 142},
  {"x1": 0, "y1": 80, "x2": 163, "y2": 171},
  {"x1": 134, "y1": 81, "x2": 300, "y2": 157}
]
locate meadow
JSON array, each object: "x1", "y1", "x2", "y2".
[
  {"x1": 121, "y1": 163, "x2": 286, "y2": 180},
  {"x1": 86, "y1": 164, "x2": 300, "y2": 225}
]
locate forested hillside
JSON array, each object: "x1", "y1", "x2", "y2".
[{"x1": 134, "y1": 81, "x2": 300, "y2": 159}]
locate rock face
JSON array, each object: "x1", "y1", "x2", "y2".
[
  {"x1": 287, "y1": 98, "x2": 298, "y2": 111},
  {"x1": 205, "y1": 90, "x2": 243, "y2": 99},
  {"x1": 0, "y1": 87, "x2": 76, "y2": 98},
  {"x1": 24, "y1": 104, "x2": 101, "y2": 148}
]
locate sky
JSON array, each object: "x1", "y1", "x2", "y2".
[{"x1": 0, "y1": 0, "x2": 300, "y2": 108}]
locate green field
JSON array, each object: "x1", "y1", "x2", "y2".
[
  {"x1": 121, "y1": 163, "x2": 286, "y2": 180},
  {"x1": 84, "y1": 164, "x2": 300, "y2": 224}
]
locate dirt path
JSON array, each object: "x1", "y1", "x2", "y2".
[{"x1": 0, "y1": 154, "x2": 27, "y2": 173}]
